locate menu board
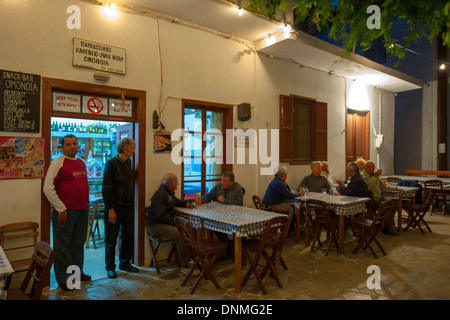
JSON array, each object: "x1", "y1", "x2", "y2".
[
  {"x1": 0, "y1": 69, "x2": 41, "y2": 133},
  {"x1": 0, "y1": 136, "x2": 45, "y2": 179}
]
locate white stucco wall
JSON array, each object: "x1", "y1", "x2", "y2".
[{"x1": 0, "y1": 0, "x2": 396, "y2": 266}]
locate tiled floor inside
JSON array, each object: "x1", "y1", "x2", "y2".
[{"x1": 42, "y1": 211, "x2": 450, "y2": 300}]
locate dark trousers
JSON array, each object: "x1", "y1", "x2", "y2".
[
  {"x1": 52, "y1": 207, "x2": 88, "y2": 286},
  {"x1": 104, "y1": 204, "x2": 134, "y2": 271}
]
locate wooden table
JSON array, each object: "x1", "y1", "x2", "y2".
[
  {"x1": 0, "y1": 245, "x2": 14, "y2": 300},
  {"x1": 175, "y1": 202, "x2": 285, "y2": 293},
  {"x1": 381, "y1": 186, "x2": 419, "y2": 232},
  {"x1": 286, "y1": 193, "x2": 370, "y2": 254}
]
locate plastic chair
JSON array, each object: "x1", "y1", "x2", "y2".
[
  {"x1": 350, "y1": 200, "x2": 394, "y2": 258},
  {"x1": 241, "y1": 213, "x2": 292, "y2": 294},
  {"x1": 0, "y1": 222, "x2": 39, "y2": 289},
  {"x1": 306, "y1": 199, "x2": 339, "y2": 256},
  {"x1": 174, "y1": 216, "x2": 227, "y2": 294},
  {"x1": 143, "y1": 207, "x2": 180, "y2": 274},
  {"x1": 7, "y1": 241, "x2": 55, "y2": 300},
  {"x1": 86, "y1": 199, "x2": 105, "y2": 249}
]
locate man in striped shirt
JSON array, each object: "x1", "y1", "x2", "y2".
[{"x1": 43, "y1": 134, "x2": 91, "y2": 291}]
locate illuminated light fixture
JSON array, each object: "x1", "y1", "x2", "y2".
[
  {"x1": 264, "y1": 34, "x2": 276, "y2": 47},
  {"x1": 233, "y1": 7, "x2": 244, "y2": 16},
  {"x1": 102, "y1": 2, "x2": 118, "y2": 18},
  {"x1": 439, "y1": 63, "x2": 446, "y2": 70}
]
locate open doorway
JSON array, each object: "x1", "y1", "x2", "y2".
[
  {"x1": 41, "y1": 78, "x2": 146, "y2": 288},
  {"x1": 346, "y1": 109, "x2": 370, "y2": 175}
]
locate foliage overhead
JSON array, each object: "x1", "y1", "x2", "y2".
[{"x1": 245, "y1": 0, "x2": 450, "y2": 61}]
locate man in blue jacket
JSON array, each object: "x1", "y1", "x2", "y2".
[{"x1": 262, "y1": 166, "x2": 300, "y2": 207}]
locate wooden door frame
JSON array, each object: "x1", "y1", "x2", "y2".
[
  {"x1": 345, "y1": 108, "x2": 370, "y2": 170},
  {"x1": 41, "y1": 78, "x2": 146, "y2": 268}
]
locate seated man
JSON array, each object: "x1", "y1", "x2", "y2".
[
  {"x1": 262, "y1": 166, "x2": 300, "y2": 207},
  {"x1": 297, "y1": 161, "x2": 331, "y2": 194},
  {"x1": 336, "y1": 162, "x2": 370, "y2": 197},
  {"x1": 147, "y1": 173, "x2": 194, "y2": 273},
  {"x1": 195, "y1": 171, "x2": 243, "y2": 252},
  {"x1": 362, "y1": 160, "x2": 401, "y2": 236},
  {"x1": 196, "y1": 171, "x2": 243, "y2": 206}
]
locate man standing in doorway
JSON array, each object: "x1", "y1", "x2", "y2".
[
  {"x1": 102, "y1": 137, "x2": 138, "y2": 279},
  {"x1": 43, "y1": 134, "x2": 91, "y2": 291}
]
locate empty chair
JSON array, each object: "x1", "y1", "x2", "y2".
[
  {"x1": 241, "y1": 213, "x2": 292, "y2": 294},
  {"x1": 86, "y1": 199, "x2": 105, "y2": 249},
  {"x1": 424, "y1": 179, "x2": 448, "y2": 215},
  {"x1": 174, "y1": 216, "x2": 227, "y2": 294},
  {"x1": 306, "y1": 199, "x2": 339, "y2": 256},
  {"x1": 350, "y1": 200, "x2": 394, "y2": 258},
  {"x1": 252, "y1": 195, "x2": 264, "y2": 210},
  {"x1": 402, "y1": 189, "x2": 436, "y2": 233},
  {"x1": 143, "y1": 207, "x2": 180, "y2": 274},
  {"x1": 272, "y1": 204, "x2": 301, "y2": 243},
  {"x1": 0, "y1": 222, "x2": 39, "y2": 289},
  {"x1": 7, "y1": 241, "x2": 56, "y2": 300}
]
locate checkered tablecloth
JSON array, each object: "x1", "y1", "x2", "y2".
[
  {"x1": 0, "y1": 246, "x2": 14, "y2": 300},
  {"x1": 382, "y1": 186, "x2": 419, "y2": 199},
  {"x1": 381, "y1": 175, "x2": 450, "y2": 188},
  {"x1": 175, "y1": 202, "x2": 285, "y2": 237},
  {"x1": 284, "y1": 192, "x2": 370, "y2": 216}
]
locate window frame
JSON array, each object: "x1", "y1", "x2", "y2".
[{"x1": 279, "y1": 94, "x2": 327, "y2": 165}]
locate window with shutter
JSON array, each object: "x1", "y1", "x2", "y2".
[{"x1": 280, "y1": 94, "x2": 327, "y2": 164}]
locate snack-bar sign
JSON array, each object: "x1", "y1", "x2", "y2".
[{"x1": 73, "y1": 38, "x2": 126, "y2": 75}]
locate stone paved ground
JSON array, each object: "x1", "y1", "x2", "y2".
[{"x1": 42, "y1": 214, "x2": 450, "y2": 301}]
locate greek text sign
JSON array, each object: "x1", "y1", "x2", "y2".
[{"x1": 73, "y1": 38, "x2": 126, "y2": 75}]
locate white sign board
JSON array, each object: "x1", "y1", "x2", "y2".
[
  {"x1": 73, "y1": 38, "x2": 126, "y2": 75},
  {"x1": 53, "y1": 92, "x2": 81, "y2": 113},
  {"x1": 110, "y1": 99, "x2": 132, "y2": 117},
  {"x1": 83, "y1": 96, "x2": 108, "y2": 115}
]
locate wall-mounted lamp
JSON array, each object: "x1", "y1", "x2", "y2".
[
  {"x1": 102, "y1": 2, "x2": 118, "y2": 18},
  {"x1": 233, "y1": 7, "x2": 244, "y2": 16},
  {"x1": 93, "y1": 71, "x2": 110, "y2": 82}
]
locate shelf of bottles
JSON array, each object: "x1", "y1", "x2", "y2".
[{"x1": 51, "y1": 121, "x2": 117, "y2": 140}]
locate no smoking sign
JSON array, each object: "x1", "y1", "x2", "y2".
[{"x1": 83, "y1": 96, "x2": 107, "y2": 115}]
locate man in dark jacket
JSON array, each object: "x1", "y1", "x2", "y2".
[
  {"x1": 336, "y1": 162, "x2": 370, "y2": 197},
  {"x1": 147, "y1": 173, "x2": 193, "y2": 271}
]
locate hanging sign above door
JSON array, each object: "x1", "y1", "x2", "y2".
[
  {"x1": 53, "y1": 92, "x2": 81, "y2": 113},
  {"x1": 109, "y1": 98, "x2": 132, "y2": 117},
  {"x1": 73, "y1": 38, "x2": 126, "y2": 75}
]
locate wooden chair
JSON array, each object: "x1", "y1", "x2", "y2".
[
  {"x1": 306, "y1": 199, "x2": 339, "y2": 256},
  {"x1": 0, "y1": 222, "x2": 39, "y2": 289},
  {"x1": 272, "y1": 203, "x2": 300, "y2": 243},
  {"x1": 174, "y1": 216, "x2": 227, "y2": 294},
  {"x1": 424, "y1": 179, "x2": 448, "y2": 215},
  {"x1": 350, "y1": 200, "x2": 394, "y2": 258},
  {"x1": 86, "y1": 199, "x2": 105, "y2": 249},
  {"x1": 270, "y1": 205, "x2": 294, "y2": 270},
  {"x1": 252, "y1": 195, "x2": 264, "y2": 210},
  {"x1": 402, "y1": 189, "x2": 436, "y2": 233},
  {"x1": 241, "y1": 213, "x2": 292, "y2": 294},
  {"x1": 143, "y1": 207, "x2": 180, "y2": 275},
  {"x1": 7, "y1": 241, "x2": 55, "y2": 300}
]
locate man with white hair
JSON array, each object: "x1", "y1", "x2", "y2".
[
  {"x1": 262, "y1": 166, "x2": 300, "y2": 207},
  {"x1": 297, "y1": 161, "x2": 331, "y2": 194},
  {"x1": 362, "y1": 160, "x2": 401, "y2": 236},
  {"x1": 147, "y1": 173, "x2": 194, "y2": 273}
]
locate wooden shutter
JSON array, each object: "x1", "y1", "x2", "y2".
[
  {"x1": 312, "y1": 101, "x2": 327, "y2": 161},
  {"x1": 279, "y1": 95, "x2": 293, "y2": 162}
]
